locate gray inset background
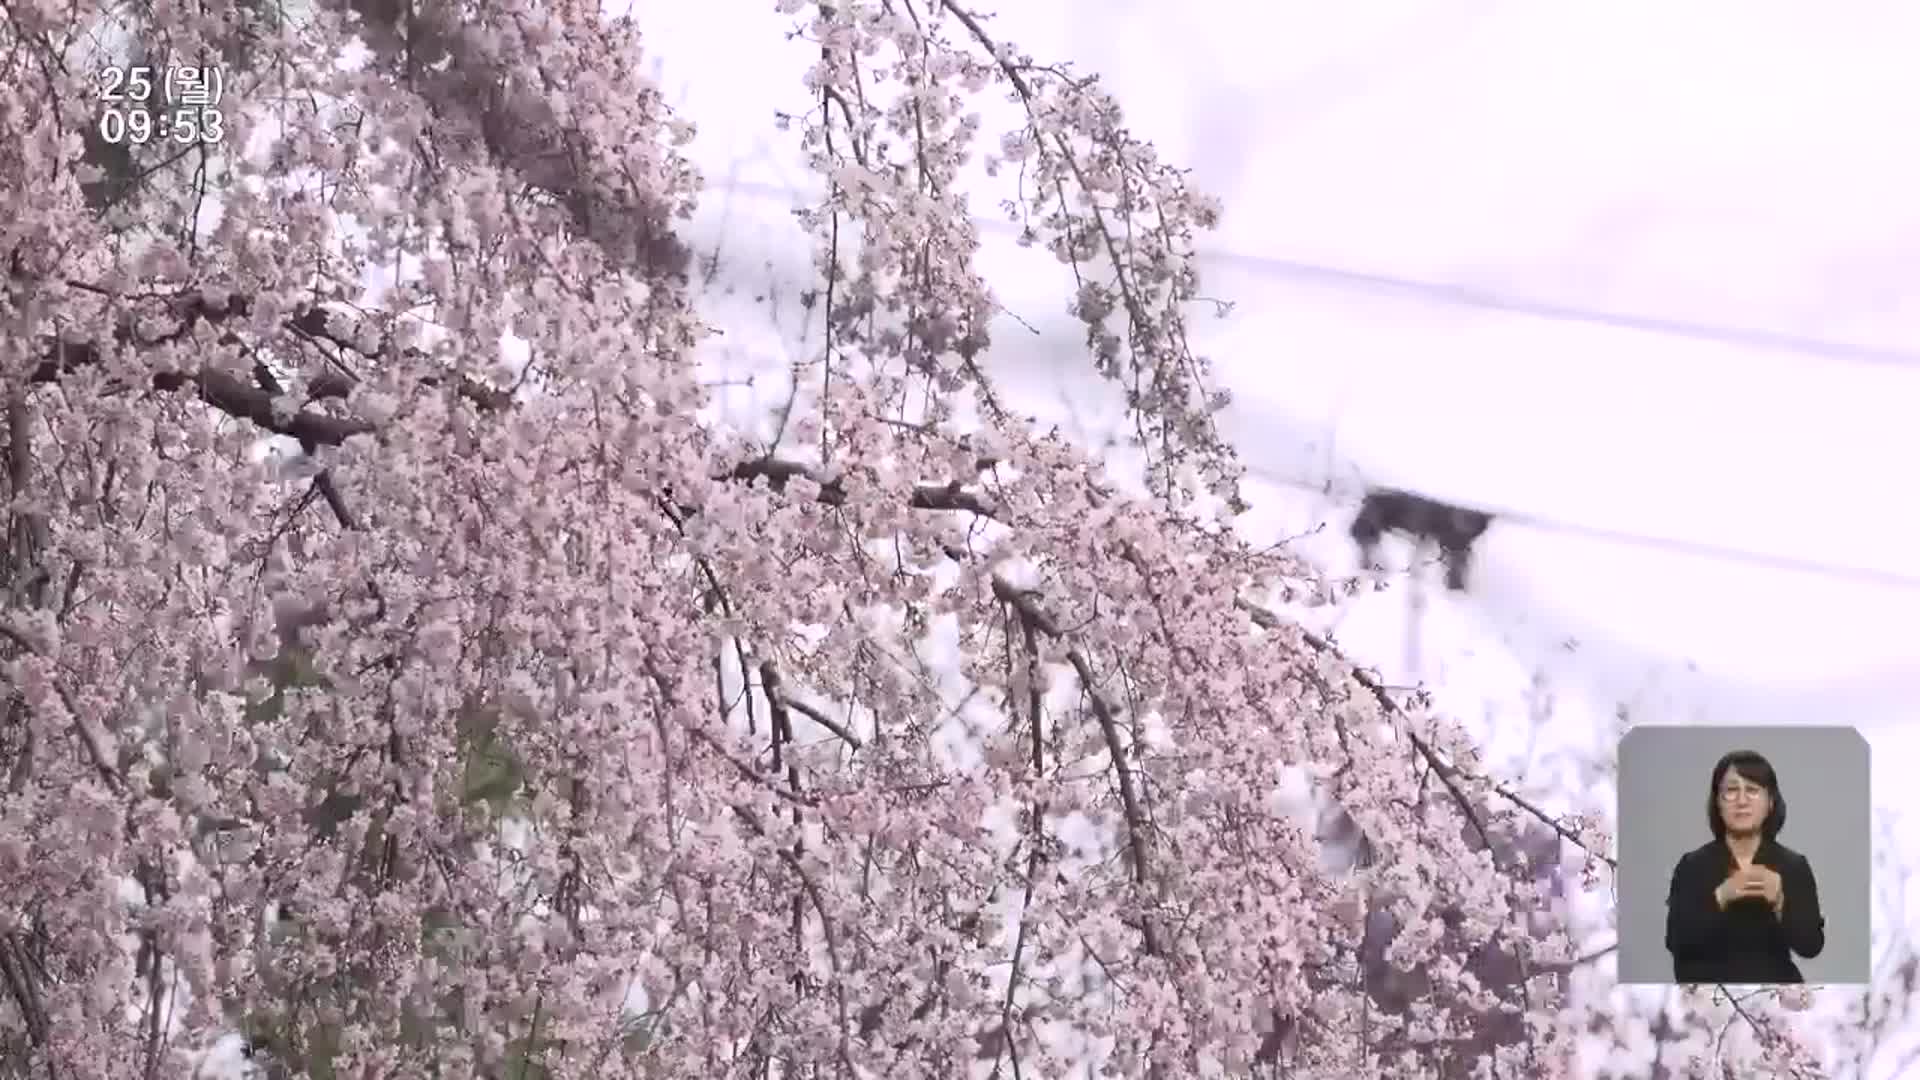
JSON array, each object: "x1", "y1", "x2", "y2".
[{"x1": 1616, "y1": 725, "x2": 1871, "y2": 984}]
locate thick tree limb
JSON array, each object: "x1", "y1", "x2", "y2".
[
  {"x1": 761, "y1": 661, "x2": 862, "y2": 750},
  {"x1": 30, "y1": 289, "x2": 509, "y2": 446},
  {"x1": 0, "y1": 622, "x2": 121, "y2": 791},
  {"x1": 729, "y1": 458, "x2": 1000, "y2": 517},
  {"x1": 41, "y1": 343, "x2": 376, "y2": 448}
]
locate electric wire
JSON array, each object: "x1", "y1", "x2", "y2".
[
  {"x1": 704, "y1": 178, "x2": 1920, "y2": 371},
  {"x1": 697, "y1": 179, "x2": 1920, "y2": 588},
  {"x1": 1245, "y1": 465, "x2": 1920, "y2": 591}
]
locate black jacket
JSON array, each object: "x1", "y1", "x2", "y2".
[{"x1": 1665, "y1": 838, "x2": 1825, "y2": 984}]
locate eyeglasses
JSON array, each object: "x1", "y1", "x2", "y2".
[{"x1": 1718, "y1": 787, "x2": 1767, "y2": 802}]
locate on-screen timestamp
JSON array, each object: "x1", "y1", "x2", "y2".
[{"x1": 98, "y1": 64, "x2": 226, "y2": 146}]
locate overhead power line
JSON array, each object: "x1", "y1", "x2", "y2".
[
  {"x1": 1202, "y1": 256, "x2": 1920, "y2": 371},
  {"x1": 1249, "y1": 466, "x2": 1920, "y2": 591},
  {"x1": 698, "y1": 179, "x2": 1920, "y2": 588},
  {"x1": 704, "y1": 179, "x2": 1920, "y2": 371}
]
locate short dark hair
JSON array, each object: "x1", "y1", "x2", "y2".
[{"x1": 1707, "y1": 749, "x2": 1787, "y2": 841}]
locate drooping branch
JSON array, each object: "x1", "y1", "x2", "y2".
[
  {"x1": 991, "y1": 576, "x2": 1161, "y2": 957},
  {"x1": 1232, "y1": 597, "x2": 1614, "y2": 868},
  {"x1": 31, "y1": 286, "x2": 1605, "y2": 882},
  {"x1": 922, "y1": 0, "x2": 1239, "y2": 508},
  {"x1": 728, "y1": 457, "x2": 1612, "y2": 871},
  {"x1": 731, "y1": 802, "x2": 856, "y2": 1071},
  {"x1": 41, "y1": 292, "x2": 1605, "y2": 876}
]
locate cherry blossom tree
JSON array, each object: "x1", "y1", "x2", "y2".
[{"x1": 0, "y1": 0, "x2": 1886, "y2": 1076}]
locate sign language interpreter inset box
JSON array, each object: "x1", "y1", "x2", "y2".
[{"x1": 1615, "y1": 725, "x2": 1870, "y2": 986}]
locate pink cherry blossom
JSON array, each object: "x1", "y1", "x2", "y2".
[{"x1": 0, "y1": 2, "x2": 1894, "y2": 1078}]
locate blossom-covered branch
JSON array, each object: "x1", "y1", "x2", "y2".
[{"x1": 790, "y1": 0, "x2": 1241, "y2": 510}]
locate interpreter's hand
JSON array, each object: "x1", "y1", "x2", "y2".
[
  {"x1": 1745, "y1": 864, "x2": 1784, "y2": 911},
  {"x1": 1717, "y1": 866, "x2": 1784, "y2": 911},
  {"x1": 1713, "y1": 872, "x2": 1744, "y2": 909}
]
